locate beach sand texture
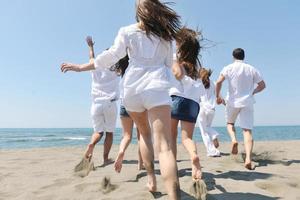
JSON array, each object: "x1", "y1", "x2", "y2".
[{"x1": 1, "y1": 141, "x2": 300, "y2": 200}]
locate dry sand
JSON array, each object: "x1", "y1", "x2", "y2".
[{"x1": 1, "y1": 141, "x2": 300, "y2": 200}]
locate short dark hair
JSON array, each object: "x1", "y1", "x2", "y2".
[{"x1": 232, "y1": 48, "x2": 245, "y2": 60}]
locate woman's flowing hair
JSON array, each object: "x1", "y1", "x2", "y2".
[
  {"x1": 199, "y1": 68, "x2": 213, "y2": 89},
  {"x1": 110, "y1": 55, "x2": 129, "y2": 77},
  {"x1": 176, "y1": 27, "x2": 202, "y2": 80},
  {"x1": 136, "y1": 0, "x2": 181, "y2": 41}
]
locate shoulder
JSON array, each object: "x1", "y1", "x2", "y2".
[
  {"x1": 221, "y1": 63, "x2": 233, "y2": 74},
  {"x1": 244, "y1": 63, "x2": 260, "y2": 73},
  {"x1": 119, "y1": 23, "x2": 139, "y2": 34}
]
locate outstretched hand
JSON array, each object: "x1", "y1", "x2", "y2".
[
  {"x1": 86, "y1": 36, "x2": 95, "y2": 47},
  {"x1": 61, "y1": 63, "x2": 81, "y2": 73}
]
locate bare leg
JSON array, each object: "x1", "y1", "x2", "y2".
[
  {"x1": 243, "y1": 129, "x2": 254, "y2": 169},
  {"x1": 148, "y1": 106, "x2": 180, "y2": 200},
  {"x1": 227, "y1": 123, "x2": 238, "y2": 154},
  {"x1": 136, "y1": 128, "x2": 145, "y2": 170},
  {"x1": 114, "y1": 117, "x2": 134, "y2": 172},
  {"x1": 181, "y1": 121, "x2": 202, "y2": 180},
  {"x1": 103, "y1": 132, "x2": 113, "y2": 164},
  {"x1": 171, "y1": 118, "x2": 179, "y2": 159},
  {"x1": 85, "y1": 132, "x2": 103, "y2": 159},
  {"x1": 129, "y1": 111, "x2": 157, "y2": 192}
]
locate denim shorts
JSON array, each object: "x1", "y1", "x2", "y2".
[
  {"x1": 171, "y1": 95, "x2": 200, "y2": 123},
  {"x1": 120, "y1": 105, "x2": 130, "y2": 118}
]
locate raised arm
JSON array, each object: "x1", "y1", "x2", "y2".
[
  {"x1": 60, "y1": 36, "x2": 96, "y2": 73},
  {"x1": 215, "y1": 75, "x2": 225, "y2": 105},
  {"x1": 253, "y1": 80, "x2": 266, "y2": 95},
  {"x1": 61, "y1": 27, "x2": 127, "y2": 73},
  {"x1": 86, "y1": 36, "x2": 95, "y2": 61}
]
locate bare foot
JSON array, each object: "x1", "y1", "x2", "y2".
[
  {"x1": 103, "y1": 158, "x2": 114, "y2": 166},
  {"x1": 245, "y1": 159, "x2": 254, "y2": 170},
  {"x1": 147, "y1": 174, "x2": 157, "y2": 192},
  {"x1": 191, "y1": 155, "x2": 202, "y2": 180},
  {"x1": 213, "y1": 138, "x2": 219, "y2": 148},
  {"x1": 114, "y1": 152, "x2": 124, "y2": 173},
  {"x1": 85, "y1": 143, "x2": 94, "y2": 160},
  {"x1": 231, "y1": 142, "x2": 238, "y2": 155},
  {"x1": 138, "y1": 162, "x2": 145, "y2": 171}
]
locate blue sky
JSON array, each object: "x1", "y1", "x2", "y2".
[{"x1": 0, "y1": 0, "x2": 299, "y2": 128}]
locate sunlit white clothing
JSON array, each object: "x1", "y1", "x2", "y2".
[
  {"x1": 90, "y1": 68, "x2": 119, "y2": 133},
  {"x1": 226, "y1": 104, "x2": 254, "y2": 130},
  {"x1": 200, "y1": 82, "x2": 216, "y2": 112},
  {"x1": 91, "y1": 101, "x2": 118, "y2": 133},
  {"x1": 220, "y1": 60, "x2": 263, "y2": 108},
  {"x1": 94, "y1": 24, "x2": 173, "y2": 110},
  {"x1": 91, "y1": 68, "x2": 120, "y2": 103},
  {"x1": 169, "y1": 73, "x2": 205, "y2": 104},
  {"x1": 198, "y1": 109, "x2": 220, "y2": 157},
  {"x1": 198, "y1": 82, "x2": 220, "y2": 156}
]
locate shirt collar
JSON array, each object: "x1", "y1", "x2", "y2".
[{"x1": 234, "y1": 59, "x2": 244, "y2": 63}]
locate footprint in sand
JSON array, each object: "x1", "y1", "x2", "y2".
[
  {"x1": 100, "y1": 176, "x2": 118, "y2": 194},
  {"x1": 189, "y1": 179, "x2": 207, "y2": 200},
  {"x1": 74, "y1": 157, "x2": 95, "y2": 177},
  {"x1": 255, "y1": 182, "x2": 281, "y2": 195}
]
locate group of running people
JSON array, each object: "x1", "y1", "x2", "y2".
[{"x1": 61, "y1": 0, "x2": 266, "y2": 199}]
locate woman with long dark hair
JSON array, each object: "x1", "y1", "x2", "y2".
[
  {"x1": 170, "y1": 27, "x2": 204, "y2": 181},
  {"x1": 61, "y1": 0, "x2": 181, "y2": 198}
]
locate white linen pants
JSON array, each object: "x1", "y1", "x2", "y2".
[{"x1": 198, "y1": 108, "x2": 220, "y2": 156}]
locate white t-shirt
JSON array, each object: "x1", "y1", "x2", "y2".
[
  {"x1": 94, "y1": 23, "x2": 173, "y2": 99},
  {"x1": 91, "y1": 68, "x2": 120, "y2": 103},
  {"x1": 220, "y1": 60, "x2": 263, "y2": 107},
  {"x1": 200, "y1": 81, "x2": 216, "y2": 111}
]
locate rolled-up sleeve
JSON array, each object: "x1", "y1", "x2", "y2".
[
  {"x1": 94, "y1": 27, "x2": 127, "y2": 69},
  {"x1": 253, "y1": 68, "x2": 263, "y2": 84},
  {"x1": 220, "y1": 67, "x2": 228, "y2": 79}
]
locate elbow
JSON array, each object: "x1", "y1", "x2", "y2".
[{"x1": 175, "y1": 73, "x2": 184, "y2": 80}]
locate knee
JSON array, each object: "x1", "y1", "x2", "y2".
[
  {"x1": 105, "y1": 132, "x2": 113, "y2": 140},
  {"x1": 123, "y1": 133, "x2": 132, "y2": 141}
]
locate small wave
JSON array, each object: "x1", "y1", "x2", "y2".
[
  {"x1": 5, "y1": 137, "x2": 87, "y2": 143},
  {"x1": 63, "y1": 137, "x2": 87, "y2": 141}
]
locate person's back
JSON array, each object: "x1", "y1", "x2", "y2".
[
  {"x1": 91, "y1": 68, "x2": 120, "y2": 102},
  {"x1": 124, "y1": 24, "x2": 171, "y2": 67},
  {"x1": 222, "y1": 60, "x2": 262, "y2": 107},
  {"x1": 115, "y1": 24, "x2": 173, "y2": 96},
  {"x1": 200, "y1": 81, "x2": 216, "y2": 111},
  {"x1": 61, "y1": 0, "x2": 182, "y2": 198},
  {"x1": 215, "y1": 48, "x2": 266, "y2": 170}
]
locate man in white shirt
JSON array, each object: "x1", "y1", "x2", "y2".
[{"x1": 215, "y1": 48, "x2": 266, "y2": 170}]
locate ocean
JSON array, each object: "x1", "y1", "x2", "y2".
[{"x1": 0, "y1": 126, "x2": 299, "y2": 149}]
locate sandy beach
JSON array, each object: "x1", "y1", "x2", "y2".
[{"x1": 1, "y1": 141, "x2": 300, "y2": 200}]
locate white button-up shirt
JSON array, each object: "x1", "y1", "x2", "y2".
[
  {"x1": 94, "y1": 23, "x2": 173, "y2": 99},
  {"x1": 220, "y1": 60, "x2": 263, "y2": 107},
  {"x1": 91, "y1": 68, "x2": 120, "y2": 103}
]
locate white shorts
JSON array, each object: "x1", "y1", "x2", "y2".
[
  {"x1": 90, "y1": 101, "x2": 118, "y2": 133},
  {"x1": 123, "y1": 90, "x2": 171, "y2": 113},
  {"x1": 225, "y1": 104, "x2": 254, "y2": 130}
]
